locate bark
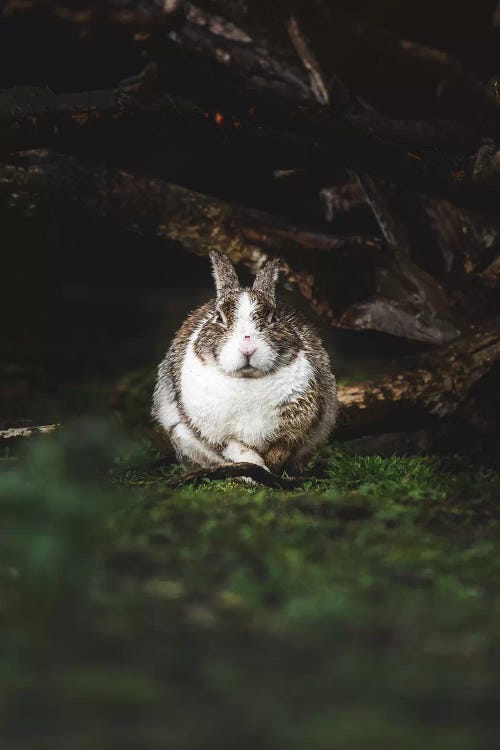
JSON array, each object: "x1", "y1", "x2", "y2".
[
  {"x1": 0, "y1": 84, "x2": 252, "y2": 156},
  {"x1": 285, "y1": 15, "x2": 420, "y2": 275},
  {"x1": 0, "y1": 150, "x2": 464, "y2": 342},
  {"x1": 294, "y1": 3, "x2": 500, "y2": 139},
  {"x1": 0, "y1": 150, "x2": 381, "y2": 264},
  {"x1": 286, "y1": 16, "x2": 330, "y2": 106},
  {"x1": 336, "y1": 323, "x2": 500, "y2": 439},
  {"x1": 319, "y1": 180, "x2": 366, "y2": 222},
  {"x1": 0, "y1": 81, "x2": 481, "y2": 181},
  {"x1": 420, "y1": 197, "x2": 495, "y2": 279},
  {"x1": 350, "y1": 172, "x2": 413, "y2": 257},
  {"x1": 3, "y1": 0, "x2": 183, "y2": 33},
  {"x1": 176, "y1": 3, "x2": 311, "y2": 104},
  {"x1": 3, "y1": 1, "x2": 312, "y2": 106},
  {"x1": 480, "y1": 255, "x2": 500, "y2": 290},
  {"x1": 0, "y1": 149, "x2": 370, "y2": 327},
  {"x1": 1, "y1": 90, "x2": 496, "y2": 224}
]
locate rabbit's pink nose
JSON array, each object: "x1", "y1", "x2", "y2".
[{"x1": 240, "y1": 336, "x2": 256, "y2": 357}]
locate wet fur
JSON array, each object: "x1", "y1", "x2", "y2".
[{"x1": 152, "y1": 254, "x2": 338, "y2": 474}]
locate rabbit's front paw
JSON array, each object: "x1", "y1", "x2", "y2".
[{"x1": 223, "y1": 440, "x2": 270, "y2": 471}]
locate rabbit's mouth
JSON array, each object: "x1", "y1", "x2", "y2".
[{"x1": 236, "y1": 364, "x2": 265, "y2": 378}]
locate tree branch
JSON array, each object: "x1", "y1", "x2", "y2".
[
  {"x1": 294, "y1": 3, "x2": 500, "y2": 139},
  {"x1": 0, "y1": 150, "x2": 464, "y2": 342},
  {"x1": 0, "y1": 84, "x2": 493, "y2": 217},
  {"x1": 3, "y1": 0, "x2": 183, "y2": 33}
]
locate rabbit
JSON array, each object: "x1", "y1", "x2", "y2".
[{"x1": 152, "y1": 251, "x2": 338, "y2": 475}]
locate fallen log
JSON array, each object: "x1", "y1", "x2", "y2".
[
  {"x1": 0, "y1": 84, "x2": 253, "y2": 157},
  {"x1": 0, "y1": 150, "x2": 463, "y2": 343},
  {"x1": 0, "y1": 88, "x2": 496, "y2": 227},
  {"x1": 0, "y1": 148, "x2": 370, "y2": 328},
  {"x1": 0, "y1": 150, "x2": 382, "y2": 262},
  {"x1": 0, "y1": 80, "x2": 481, "y2": 178},
  {"x1": 3, "y1": 1, "x2": 312, "y2": 107},
  {"x1": 2, "y1": 2, "x2": 497, "y2": 211},
  {"x1": 3, "y1": 0, "x2": 183, "y2": 33},
  {"x1": 480, "y1": 255, "x2": 500, "y2": 290},
  {"x1": 336, "y1": 323, "x2": 500, "y2": 439},
  {"x1": 349, "y1": 171, "x2": 413, "y2": 258},
  {"x1": 29, "y1": 0, "x2": 490, "y2": 145},
  {"x1": 292, "y1": 4, "x2": 500, "y2": 139}
]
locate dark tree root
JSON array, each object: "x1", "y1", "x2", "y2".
[{"x1": 164, "y1": 462, "x2": 308, "y2": 489}]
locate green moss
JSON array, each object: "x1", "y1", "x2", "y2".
[{"x1": 1, "y1": 422, "x2": 500, "y2": 749}]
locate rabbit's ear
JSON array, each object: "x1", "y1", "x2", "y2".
[
  {"x1": 210, "y1": 251, "x2": 240, "y2": 298},
  {"x1": 252, "y1": 257, "x2": 281, "y2": 304}
]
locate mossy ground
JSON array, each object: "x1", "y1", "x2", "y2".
[{"x1": 1, "y1": 422, "x2": 500, "y2": 749}]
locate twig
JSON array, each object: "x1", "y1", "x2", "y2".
[
  {"x1": 164, "y1": 462, "x2": 308, "y2": 489},
  {"x1": 0, "y1": 424, "x2": 59, "y2": 441}
]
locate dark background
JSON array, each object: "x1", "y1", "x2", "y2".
[{"x1": 1, "y1": 0, "x2": 499, "y2": 427}]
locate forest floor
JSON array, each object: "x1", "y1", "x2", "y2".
[{"x1": 1, "y1": 419, "x2": 500, "y2": 750}]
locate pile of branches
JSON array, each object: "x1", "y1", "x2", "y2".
[{"x1": 1, "y1": 0, "x2": 500, "y2": 450}]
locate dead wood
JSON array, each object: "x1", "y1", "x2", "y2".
[
  {"x1": 293, "y1": 4, "x2": 500, "y2": 139},
  {"x1": 165, "y1": 462, "x2": 307, "y2": 489},
  {"x1": 0, "y1": 87, "x2": 494, "y2": 221},
  {"x1": 286, "y1": 16, "x2": 330, "y2": 107},
  {"x1": 0, "y1": 150, "x2": 382, "y2": 263},
  {"x1": 0, "y1": 150, "x2": 464, "y2": 342},
  {"x1": 0, "y1": 424, "x2": 59, "y2": 442},
  {"x1": 480, "y1": 255, "x2": 500, "y2": 290},
  {"x1": 319, "y1": 180, "x2": 366, "y2": 222},
  {"x1": 3, "y1": 0, "x2": 183, "y2": 33},
  {"x1": 336, "y1": 323, "x2": 500, "y2": 439},
  {"x1": 349, "y1": 172, "x2": 413, "y2": 257}
]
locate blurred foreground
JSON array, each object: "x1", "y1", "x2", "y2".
[{"x1": 1, "y1": 421, "x2": 500, "y2": 749}]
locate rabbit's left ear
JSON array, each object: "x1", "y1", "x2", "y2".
[{"x1": 252, "y1": 257, "x2": 281, "y2": 305}]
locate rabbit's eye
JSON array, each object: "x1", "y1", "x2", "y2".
[{"x1": 215, "y1": 309, "x2": 227, "y2": 327}]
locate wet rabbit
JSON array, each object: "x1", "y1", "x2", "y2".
[{"x1": 152, "y1": 252, "x2": 338, "y2": 474}]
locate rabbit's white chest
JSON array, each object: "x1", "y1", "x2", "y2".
[{"x1": 181, "y1": 342, "x2": 313, "y2": 449}]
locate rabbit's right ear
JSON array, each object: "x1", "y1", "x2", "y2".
[{"x1": 210, "y1": 251, "x2": 240, "y2": 298}]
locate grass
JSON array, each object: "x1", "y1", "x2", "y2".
[{"x1": 1, "y1": 420, "x2": 500, "y2": 749}]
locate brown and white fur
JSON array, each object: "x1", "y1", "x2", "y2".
[{"x1": 152, "y1": 252, "x2": 338, "y2": 474}]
